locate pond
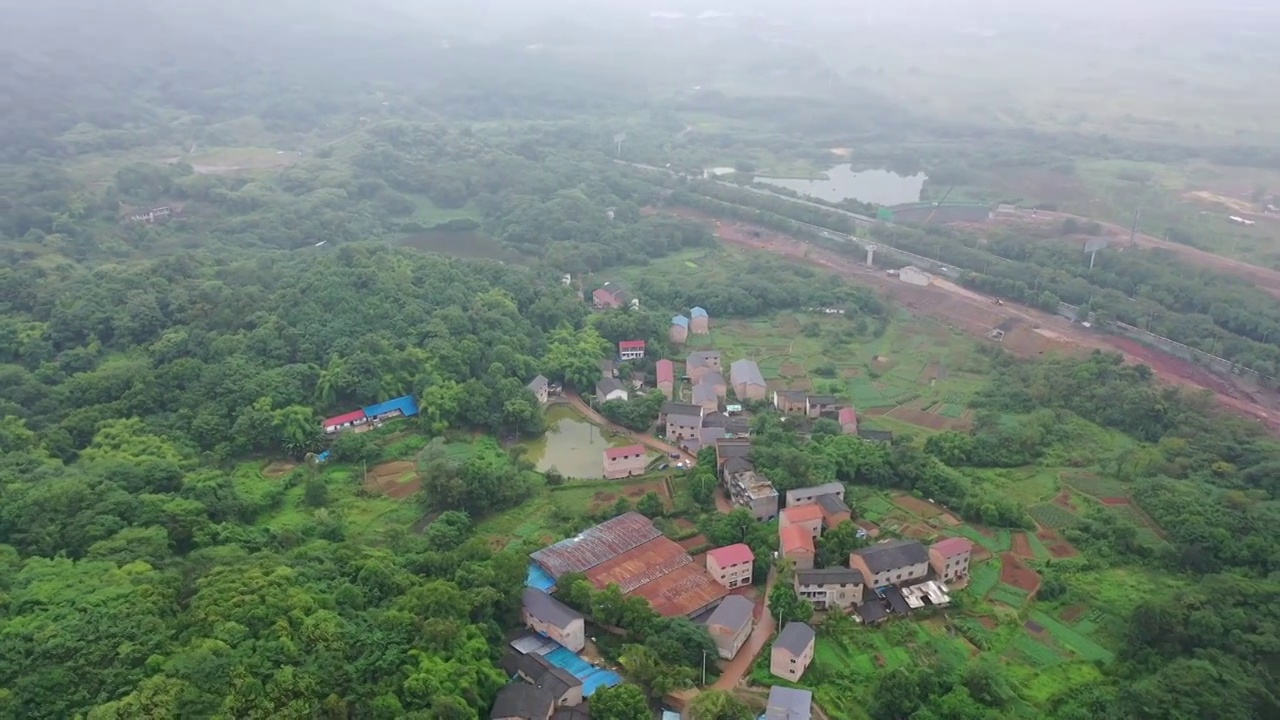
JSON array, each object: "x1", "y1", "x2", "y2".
[
  {"x1": 397, "y1": 230, "x2": 525, "y2": 262},
  {"x1": 755, "y1": 165, "x2": 928, "y2": 205},
  {"x1": 520, "y1": 406, "x2": 635, "y2": 479}
]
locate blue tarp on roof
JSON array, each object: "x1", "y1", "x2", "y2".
[
  {"x1": 691, "y1": 307, "x2": 708, "y2": 318},
  {"x1": 315, "y1": 450, "x2": 332, "y2": 463},
  {"x1": 672, "y1": 315, "x2": 690, "y2": 327},
  {"x1": 527, "y1": 563, "x2": 556, "y2": 592},
  {"x1": 544, "y1": 647, "x2": 622, "y2": 697},
  {"x1": 362, "y1": 395, "x2": 419, "y2": 419}
]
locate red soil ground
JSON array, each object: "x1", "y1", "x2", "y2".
[
  {"x1": 1060, "y1": 605, "x2": 1087, "y2": 623},
  {"x1": 1011, "y1": 532, "x2": 1035, "y2": 559},
  {"x1": 1099, "y1": 497, "x2": 1130, "y2": 506},
  {"x1": 999, "y1": 552, "x2": 1042, "y2": 594},
  {"x1": 1036, "y1": 529, "x2": 1079, "y2": 558}
]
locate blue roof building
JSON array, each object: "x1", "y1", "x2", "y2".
[
  {"x1": 672, "y1": 315, "x2": 690, "y2": 327},
  {"x1": 362, "y1": 395, "x2": 419, "y2": 420},
  {"x1": 691, "y1": 307, "x2": 708, "y2": 318}
]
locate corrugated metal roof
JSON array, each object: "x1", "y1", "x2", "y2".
[
  {"x1": 691, "y1": 307, "x2": 708, "y2": 318},
  {"x1": 323, "y1": 409, "x2": 366, "y2": 427},
  {"x1": 672, "y1": 315, "x2": 690, "y2": 327},
  {"x1": 362, "y1": 395, "x2": 419, "y2": 418},
  {"x1": 630, "y1": 562, "x2": 728, "y2": 617},
  {"x1": 585, "y1": 537, "x2": 692, "y2": 593},
  {"x1": 619, "y1": 340, "x2": 646, "y2": 350},
  {"x1": 531, "y1": 512, "x2": 662, "y2": 577}
]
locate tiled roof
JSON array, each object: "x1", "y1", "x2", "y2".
[
  {"x1": 531, "y1": 512, "x2": 661, "y2": 577},
  {"x1": 692, "y1": 383, "x2": 719, "y2": 405},
  {"x1": 604, "y1": 444, "x2": 646, "y2": 461},
  {"x1": 687, "y1": 350, "x2": 720, "y2": 368},
  {"x1": 491, "y1": 683, "x2": 555, "y2": 720},
  {"x1": 522, "y1": 588, "x2": 583, "y2": 629},
  {"x1": 838, "y1": 407, "x2": 857, "y2": 424},
  {"x1": 773, "y1": 622, "x2": 816, "y2": 658},
  {"x1": 729, "y1": 359, "x2": 765, "y2": 388},
  {"x1": 782, "y1": 503, "x2": 825, "y2": 525},
  {"x1": 691, "y1": 307, "x2": 708, "y2": 318},
  {"x1": 816, "y1": 493, "x2": 851, "y2": 517},
  {"x1": 672, "y1": 315, "x2": 690, "y2": 327},
  {"x1": 707, "y1": 543, "x2": 754, "y2": 567},
  {"x1": 931, "y1": 537, "x2": 973, "y2": 558},
  {"x1": 796, "y1": 567, "x2": 864, "y2": 587},
  {"x1": 527, "y1": 375, "x2": 549, "y2": 391},
  {"x1": 662, "y1": 402, "x2": 703, "y2": 417},
  {"x1": 807, "y1": 395, "x2": 838, "y2": 405},
  {"x1": 765, "y1": 686, "x2": 812, "y2": 720},
  {"x1": 657, "y1": 359, "x2": 675, "y2": 384},
  {"x1": 706, "y1": 594, "x2": 755, "y2": 633},
  {"x1": 596, "y1": 378, "x2": 625, "y2": 395},
  {"x1": 780, "y1": 525, "x2": 814, "y2": 555},
  {"x1": 854, "y1": 538, "x2": 929, "y2": 574},
  {"x1": 323, "y1": 409, "x2": 366, "y2": 426},
  {"x1": 619, "y1": 340, "x2": 646, "y2": 350}
]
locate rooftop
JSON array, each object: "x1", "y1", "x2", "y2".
[
  {"x1": 585, "y1": 536, "x2": 692, "y2": 593},
  {"x1": 729, "y1": 359, "x2": 765, "y2": 387},
  {"x1": 522, "y1": 587, "x2": 583, "y2": 629},
  {"x1": 781, "y1": 503, "x2": 825, "y2": 526},
  {"x1": 765, "y1": 685, "x2": 812, "y2": 720},
  {"x1": 816, "y1": 493, "x2": 851, "y2": 518},
  {"x1": 527, "y1": 375, "x2": 549, "y2": 391},
  {"x1": 796, "y1": 567, "x2": 864, "y2": 587},
  {"x1": 692, "y1": 383, "x2": 719, "y2": 406},
  {"x1": 672, "y1": 315, "x2": 690, "y2": 327},
  {"x1": 531, "y1": 512, "x2": 662, "y2": 578},
  {"x1": 854, "y1": 538, "x2": 930, "y2": 574},
  {"x1": 706, "y1": 594, "x2": 755, "y2": 633},
  {"x1": 687, "y1": 350, "x2": 721, "y2": 368},
  {"x1": 856, "y1": 599, "x2": 888, "y2": 624},
  {"x1": 777, "y1": 390, "x2": 807, "y2": 402},
  {"x1": 691, "y1": 307, "x2": 708, "y2": 318},
  {"x1": 604, "y1": 444, "x2": 647, "y2": 462},
  {"x1": 722, "y1": 457, "x2": 754, "y2": 476},
  {"x1": 596, "y1": 378, "x2": 625, "y2": 395},
  {"x1": 491, "y1": 682, "x2": 555, "y2": 720},
  {"x1": 707, "y1": 543, "x2": 755, "y2": 567},
  {"x1": 790, "y1": 482, "x2": 844, "y2": 499},
  {"x1": 662, "y1": 402, "x2": 704, "y2": 417},
  {"x1": 780, "y1": 525, "x2": 814, "y2": 555},
  {"x1": 657, "y1": 359, "x2": 675, "y2": 384},
  {"x1": 838, "y1": 407, "x2": 857, "y2": 424},
  {"x1": 716, "y1": 438, "x2": 752, "y2": 462},
  {"x1": 807, "y1": 395, "x2": 838, "y2": 406},
  {"x1": 363, "y1": 395, "x2": 419, "y2": 418},
  {"x1": 736, "y1": 471, "x2": 777, "y2": 500},
  {"x1": 630, "y1": 562, "x2": 728, "y2": 617},
  {"x1": 774, "y1": 621, "x2": 816, "y2": 657},
  {"x1": 323, "y1": 409, "x2": 366, "y2": 426},
  {"x1": 668, "y1": 413, "x2": 703, "y2": 429},
  {"x1": 931, "y1": 537, "x2": 974, "y2": 558},
  {"x1": 619, "y1": 340, "x2": 646, "y2": 350}
]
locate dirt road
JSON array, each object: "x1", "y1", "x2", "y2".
[
  {"x1": 653, "y1": 206, "x2": 1280, "y2": 434},
  {"x1": 554, "y1": 392, "x2": 697, "y2": 465},
  {"x1": 713, "y1": 568, "x2": 777, "y2": 690}
]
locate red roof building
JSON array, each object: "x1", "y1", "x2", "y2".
[
  {"x1": 604, "y1": 444, "x2": 647, "y2": 462},
  {"x1": 618, "y1": 340, "x2": 646, "y2": 361},
  {"x1": 838, "y1": 407, "x2": 858, "y2": 434},
  {"x1": 929, "y1": 537, "x2": 974, "y2": 583},
  {"x1": 780, "y1": 526, "x2": 815, "y2": 570},
  {"x1": 931, "y1": 537, "x2": 973, "y2": 558},
  {"x1": 707, "y1": 543, "x2": 755, "y2": 568},
  {"x1": 323, "y1": 409, "x2": 367, "y2": 432},
  {"x1": 656, "y1": 359, "x2": 675, "y2": 386}
]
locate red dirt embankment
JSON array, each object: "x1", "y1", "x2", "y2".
[{"x1": 650, "y1": 206, "x2": 1280, "y2": 436}]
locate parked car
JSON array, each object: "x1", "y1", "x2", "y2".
[
  {"x1": 659, "y1": 463, "x2": 670, "y2": 470},
  {"x1": 669, "y1": 452, "x2": 680, "y2": 458}
]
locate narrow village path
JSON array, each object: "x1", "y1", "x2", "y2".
[
  {"x1": 712, "y1": 568, "x2": 778, "y2": 690},
  {"x1": 553, "y1": 392, "x2": 697, "y2": 465}
]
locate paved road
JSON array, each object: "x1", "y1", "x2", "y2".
[
  {"x1": 554, "y1": 392, "x2": 697, "y2": 466},
  {"x1": 712, "y1": 568, "x2": 777, "y2": 690}
]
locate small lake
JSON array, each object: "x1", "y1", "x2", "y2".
[
  {"x1": 755, "y1": 165, "x2": 927, "y2": 205},
  {"x1": 520, "y1": 406, "x2": 637, "y2": 479},
  {"x1": 397, "y1": 230, "x2": 525, "y2": 263}
]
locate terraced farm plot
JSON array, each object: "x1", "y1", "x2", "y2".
[
  {"x1": 1060, "y1": 471, "x2": 1129, "y2": 499},
  {"x1": 1029, "y1": 503, "x2": 1080, "y2": 529},
  {"x1": 1030, "y1": 611, "x2": 1115, "y2": 663},
  {"x1": 1011, "y1": 634, "x2": 1065, "y2": 668},
  {"x1": 990, "y1": 584, "x2": 1033, "y2": 607},
  {"x1": 860, "y1": 496, "x2": 897, "y2": 521},
  {"x1": 951, "y1": 525, "x2": 1012, "y2": 554},
  {"x1": 969, "y1": 558, "x2": 1002, "y2": 597}
]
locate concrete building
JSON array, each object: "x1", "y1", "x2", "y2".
[
  {"x1": 670, "y1": 315, "x2": 690, "y2": 344},
  {"x1": 691, "y1": 381, "x2": 721, "y2": 413},
  {"x1": 706, "y1": 595, "x2": 755, "y2": 659},
  {"x1": 595, "y1": 378, "x2": 628, "y2": 404},
  {"x1": 929, "y1": 537, "x2": 974, "y2": 584},
  {"x1": 770, "y1": 623, "x2": 816, "y2": 683},
  {"x1": 899, "y1": 266, "x2": 932, "y2": 287},
  {"x1": 522, "y1": 588, "x2": 586, "y2": 652},
  {"x1": 706, "y1": 543, "x2": 754, "y2": 589},
  {"x1": 794, "y1": 568, "x2": 864, "y2": 611},
  {"x1": 779, "y1": 525, "x2": 815, "y2": 570},
  {"x1": 618, "y1": 340, "x2": 646, "y2": 361},
  {"x1": 724, "y1": 464, "x2": 779, "y2": 522},
  {"x1": 527, "y1": 375, "x2": 550, "y2": 405},
  {"x1": 816, "y1": 493, "x2": 853, "y2": 529},
  {"x1": 592, "y1": 281, "x2": 629, "y2": 309},
  {"x1": 773, "y1": 389, "x2": 807, "y2": 414},
  {"x1": 850, "y1": 539, "x2": 931, "y2": 588},
  {"x1": 785, "y1": 483, "x2": 845, "y2": 507},
  {"x1": 508, "y1": 652, "x2": 584, "y2": 707},
  {"x1": 729, "y1": 359, "x2": 767, "y2": 401},
  {"x1": 765, "y1": 687, "x2": 812, "y2": 720},
  {"x1": 656, "y1": 359, "x2": 676, "y2": 399},
  {"x1": 690, "y1": 306, "x2": 710, "y2": 334},
  {"x1": 492, "y1": 683, "x2": 555, "y2": 720},
  {"x1": 779, "y1": 503, "x2": 825, "y2": 540},
  {"x1": 805, "y1": 395, "x2": 838, "y2": 419},
  {"x1": 666, "y1": 412, "x2": 702, "y2": 443},
  {"x1": 839, "y1": 406, "x2": 858, "y2": 435},
  {"x1": 686, "y1": 350, "x2": 722, "y2": 382},
  {"x1": 603, "y1": 444, "x2": 648, "y2": 479}
]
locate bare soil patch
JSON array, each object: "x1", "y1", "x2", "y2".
[
  {"x1": 679, "y1": 534, "x2": 709, "y2": 551},
  {"x1": 978, "y1": 616, "x2": 999, "y2": 630},
  {"x1": 1037, "y1": 529, "x2": 1079, "y2": 558},
  {"x1": 999, "y1": 552, "x2": 1041, "y2": 594},
  {"x1": 1060, "y1": 605, "x2": 1087, "y2": 623},
  {"x1": 1099, "y1": 497, "x2": 1130, "y2": 506},
  {"x1": 855, "y1": 520, "x2": 881, "y2": 538},
  {"x1": 937, "y1": 512, "x2": 962, "y2": 527},
  {"x1": 673, "y1": 517, "x2": 697, "y2": 531},
  {"x1": 893, "y1": 494, "x2": 944, "y2": 518},
  {"x1": 901, "y1": 524, "x2": 934, "y2": 540},
  {"x1": 364, "y1": 460, "x2": 420, "y2": 499},
  {"x1": 1052, "y1": 490, "x2": 1076, "y2": 511},
  {"x1": 263, "y1": 461, "x2": 297, "y2": 478},
  {"x1": 970, "y1": 546, "x2": 993, "y2": 563},
  {"x1": 976, "y1": 526, "x2": 996, "y2": 538},
  {"x1": 780, "y1": 362, "x2": 806, "y2": 377},
  {"x1": 886, "y1": 406, "x2": 970, "y2": 431},
  {"x1": 841, "y1": 367, "x2": 862, "y2": 378},
  {"x1": 1011, "y1": 532, "x2": 1035, "y2": 559}
]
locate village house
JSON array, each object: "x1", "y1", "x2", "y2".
[
  {"x1": 699, "y1": 370, "x2": 727, "y2": 398},
  {"x1": 691, "y1": 381, "x2": 722, "y2": 413},
  {"x1": 661, "y1": 401, "x2": 704, "y2": 425},
  {"x1": 850, "y1": 539, "x2": 931, "y2": 588},
  {"x1": 603, "y1": 444, "x2": 648, "y2": 479},
  {"x1": 779, "y1": 503, "x2": 825, "y2": 539},
  {"x1": 722, "y1": 458, "x2": 779, "y2": 521},
  {"x1": 522, "y1": 588, "x2": 585, "y2": 652},
  {"x1": 779, "y1": 525, "x2": 815, "y2": 570},
  {"x1": 773, "y1": 390, "x2": 808, "y2": 415},
  {"x1": 839, "y1": 406, "x2": 858, "y2": 435},
  {"x1": 715, "y1": 437, "x2": 753, "y2": 468},
  {"x1": 686, "y1": 350, "x2": 722, "y2": 382},
  {"x1": 665, "y1": 412, "x2": 703, "y2": 443},
  {"x1": 806, "y1": 395, "x2": 839, "y2": 419},
  {"x1": 770, "y1": 623, "x2": 816, "y2": 683},
  {"x1": 323, "y1": 409, "x2": 367, "y2": 435},
  {"x1": 491, "y1": 683, "x2": 555, "y2": 720},
  {"x1": 929, "y1": 537, "x2": 974, "y2": 584},
  {"x1": 591, "y1": 282, "x2": 629, "y2": 309},
  {"x1": 527, "y1": 375, "x2": 550, "y2": 405},
  {"x1": 670, "y1": 315, "x2": 690, "y2": 344},
  {"x1": 706, "y1": 543, "x2": 754, "y2": 589},
  {"x1": 706, "y1": 595, "x2": 755, "y2": 660},
  {"x1": 701, "y1": 412, "x2": 750, "y2": 437},
  {"x1": 656, "y1": 359, "x2": 675, "y2": 399},
  {"x1": 504, "y1": 652, "x2": 584, "y2": 708},
  {"x1": 618, "y1": 340, "x2": 646, "y2": 361},
  {"x1": 599, "y1": 358, "x2": 617, "y2": 378},
  {"x1": 765, "y1": 687, "x2": 812, "y2": 720},
  {"x1": 794, "y1": 568, "x2": 864, "y2": 611},
  {"x1": 595, "y1": 378, "x2": 628, "y2": 405},
  {"x1": 816, "y1": 493, "x2": 853, "y2": 528},
  {"x1": 690, "y1": 306, "x2": 710, "y2": 335},
  {"x1": 786, "y1": 483, "x2": 845, "y2": 507},
  {"x1": 322, "y1": 395, "x2": 419, "y2": 434},
  {"x1": 729, "y1": 359, "x2": 767, "y2": 401}
]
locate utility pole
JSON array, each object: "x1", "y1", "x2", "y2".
[
  {"x1": 701, "y1": 651, "x2": 707, "y2": 686},
  {"x1": 1129, "y1": 208, "x2": 1142, "y2": 247}
]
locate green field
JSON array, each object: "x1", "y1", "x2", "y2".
[
  {"x1": 1028, "y1": 503, "x2": 1080, "y2": 529},
  {"x1": 1059, "y1": 471, "x2": 1130, "y2": 499}
]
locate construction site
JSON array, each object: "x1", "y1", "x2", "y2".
[{"x1": 651, "y1": 205, "x2": 1280, "y2": 434}]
